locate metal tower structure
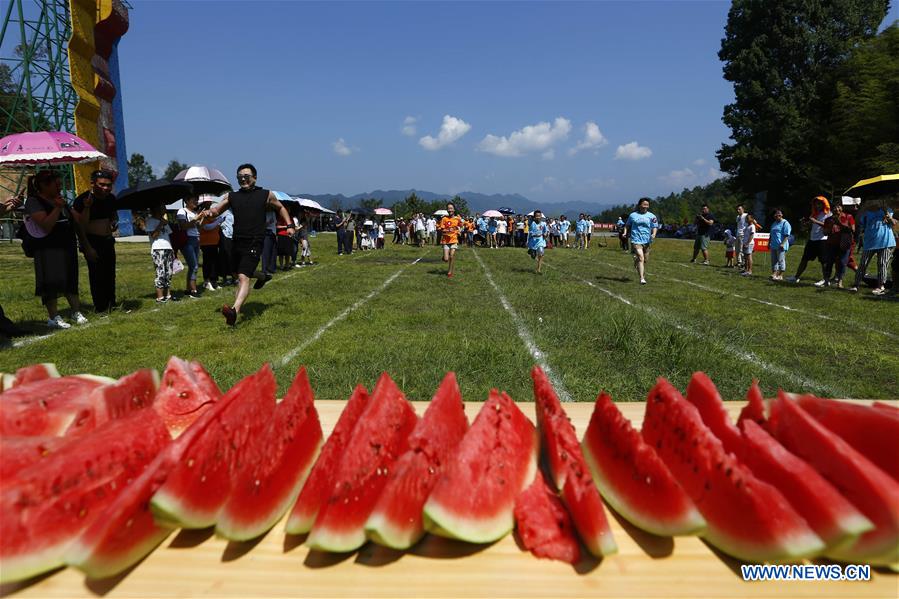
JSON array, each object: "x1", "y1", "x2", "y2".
[{"x1": 0, "y1": 0, "x2": 78, "y2": 195}]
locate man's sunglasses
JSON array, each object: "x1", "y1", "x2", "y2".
[{"x1": 237, "y1": 174, "x2": 254, "y2": 182}]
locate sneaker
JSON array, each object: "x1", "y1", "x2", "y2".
[
  {"x1": 47, "y1": 315, "x2": 71, "y2": 329},
  {"x1": 72, "y1": 312, "x2": 89, "y2": 325},
  {"x1": 690, "y1": 259, "x2": 696, "y2": 263},
  {"x1": 872, "y1": 287, "x2": 887, "y2": 296},
  {"x1": 294, "y1": 263, "x2": 304, "y2": 268},
  {"x1": 848, "y1": 286, "x2": 858, "y2": 293},
  {"x1": 740, "y1": 271, "x2": 752, "y2": 276},
  {"x1": 155, "y1": 297, "x2": 167, "y2": 304},
  {"x1": 204, "y1": 282, "x2": 216, "y2": 292},
  {"x1": 253, "y1": 273, "x2": 272, "y2": 290},
  {"x1": 640, "y1": 278, "x2": 647, "y2": 285},
  {"x1": 186, "y1": 291, "x2": 200, "y2": 299},
  {"x1": 702, "y1": 260, "x2": 710, "y2": 266},
  {"x1": 814, "y1": 279, "x2": 828, "y2": 287},
  {"x1": 786, "y1": 276, "x2": 799, "y2": 283},
  {"x1": 166, "y1": 294, "x2": 178, "y2": 302},
  {"x1": 221, "y1": 304, "x2": 237, "y2": 326},
  {"x1": 835, "y1": 279, "x2": 843, "y2": 289}
]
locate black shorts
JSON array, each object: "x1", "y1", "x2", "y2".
[
  {"x1": 801, "y1": 239, "x2": 824, "y2": 263},
  {"x1": 276, "y1": 235, "x2": 294, "y2": 257},
  {"x1": 232, "y1": 236, "x2": 264, "y2": 277}
]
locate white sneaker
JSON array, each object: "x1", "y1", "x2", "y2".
[
  {"x1": 814, "y1": 279, "x2": 827, "y2": 287},
  {"x1": 72, "y1": 311, "x2": 89, "y2": 325},
  {"x1": 204, "y1": 282, "x2": 216, "y2": 292},
  {"x1": 702, "y1": 260, "x2": 710, "y2": 266},
  {"x1": 872, "y1": 287, "x2": 887, "y2": 296},
  {"x1": 47, "y1": 315, "x2": 71, "y2": 329},
  {"x1": 640, "y1": 278, "x2": 647, "y2": 285}
]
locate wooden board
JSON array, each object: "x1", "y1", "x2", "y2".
[{"x1": 4, "y1": 400, "x2": 897, "y2": 598}]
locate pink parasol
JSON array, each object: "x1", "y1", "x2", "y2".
[
  {"x1": 0, "y1": 131, "x2": 107, "y2": 166},
  {"x1": 374, "y1": 207, "x2": 392, "y2": 215},
  {"x1": 482, "y1": 209, "x2": 504, "y2": 218}
]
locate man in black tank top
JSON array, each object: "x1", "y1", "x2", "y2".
[{"x1": 202, "y1": 164, "x2": 294, "y2": 326}]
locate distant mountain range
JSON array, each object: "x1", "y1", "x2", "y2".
[{"x1": 290, "y1": 189, "x2": 615, "y2": 217}]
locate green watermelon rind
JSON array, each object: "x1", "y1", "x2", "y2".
[
  {"x1": 0, "y1": 539, "x2": 69, "y2": 585},
  {"x1": 702, "y1": 524, "x2": 825, "y2": 563},
  {"x1": 215, "y1": 440, "x2": 322, "y2": 542},
  {"x1": 365, "y1": 511, "x2": 420, "y2": 551},
  {"x1": 582, "y1": 440, "x2": 706, "y2": 538},
  {"x1": 284, "y1": 510, "x2": 317, "y2": 537},
  {"x1": 65, "y1": 528, "x2": 174, "y2": 580},
  {"x1": 149, "y1": 484, "x2": 220, "y2": 530},
  {"x1": 422, "y1": 430, "x2": 539, "y2": 545},
  {"x1": 306, "y1": 525, "x2": 368, "y2": 553}
]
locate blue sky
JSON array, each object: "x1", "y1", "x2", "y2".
[{"x1": 118, "y1": 1, "x2": 898, "y2": 206}]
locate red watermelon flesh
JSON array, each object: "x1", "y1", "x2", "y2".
[
  {"x1": 641, "y1": 378, "x2": 824, "y2": 562},
  {"x1": 65, "y1": 395, "x2": 229, "y2": 580},
  {"x1": 685, "y1": 372, "x2": 743, "y2": 459},
  {"x1": 424, "y1": 390, "x2": 538, "y2": 545},
  {"x1": 150, "y1": 364, "x2": 276, "y2": 529},
  {"x1": 736, "y1": 380, "x2": 766, "y2": 427},
  {"x1": 89, "y1": 369, "x2": 160, "y2": 423},
  {"x1": 583, "y1": 391, "x2": 705, "y2": 538},
  {"x1": 531, "y1": 366, "x2": 618, "y2": 555},
  {"x1": 285, "y1": 384, "x2": 370, "y2": 535},
  {"x1": 217, "y1": 366, "x2": 324, "y2": 541},
  {"x1": 0, "y1": 410, "x2": 170, "y2": 584},
  {"x1": 872, "y1": 401, "x2": 898, "y2": 414},
  {"x1": 739, "y1": 419, "x2": 873, "y2": 548},
  {"x1": 767, "y1": 393, "x2": 899, "y2": 564},
  {"x1": 365, "y1": 372, "x2": 469, "y2": 549},
  {"x1": 0, "y1": 375, "x2": 114, "y2": 437},
  {"x1": 11, "y1": 363, "x2": 60, "y2": 388},
  {"x1": 306, "y1": 373, "x2": 418, "y2": 552},
  {"x1": 0, "y1": 436, "x2": 73, "y2": 483},
  {"x1": 153, "y1": 357, "x2": 221, "y2": 437},
  {"x1": 514, "y1": 471, "x2": 581, "y2": 564},
  {"x1": 793, "y1": 395, "x2": 899, "y2": 483}
]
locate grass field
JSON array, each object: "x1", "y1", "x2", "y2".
[{"x1": 1, "y1": 235, "x2": 897, "y2": 401}]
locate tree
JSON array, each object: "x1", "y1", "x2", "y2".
[
  {"x1": 127, "y1": 153, "x2": 154, "y2": 187},
  {"x1": 450, "y1": 195, "x2": 470, "y2": 216},
  {"x1": 717, "y1": 0, "x2": 889, "y2": 216},
  {"x1": 163, "y1": 160, "x2": 188, "y2": 180},
  {"x1": 359, "y1": 197, "x2": 383, "y2": 210},
  {"x1": 0, "y1": 64, "x2": 51, "y2": 133}
]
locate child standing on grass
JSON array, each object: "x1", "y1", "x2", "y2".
[
  {"x1": 769, "y1": 209, "x2": 791, "y2": 281},
  {"x1": 527, "y1": 210, "x2": 548, "y2": 274},
  {"x1": 740, "y1": 214, "x2": 758, "y2": 276},
  {"x1": 723, "y1": 229, "x2": 736, "y2": 268},
  {"x1": 439, "y1": 202, "x2": 463, "y2": 277},
  {"x1": 146, "y1": 204, "x2": 174, "y2": 303}
]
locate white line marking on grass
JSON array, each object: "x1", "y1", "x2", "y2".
[
  {"x1": 473, "y1": 250, "x2": 572, "y2": 402},
  {"x1": 553, "y1": 265, "x2": 841, "y2": 397},
  {"x1": 599, "y1": 261, "x2": 898, "y2": 342},
  {"x1": 278, "y1": 255, "x2": 423, "y2": 368}
]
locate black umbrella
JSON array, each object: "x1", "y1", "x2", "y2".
[
  {"x1": 498, "y1": 206, "x2": 515, "y2": 215},
  {"x1": 350, "y1": 206, "x2": 374, "y2": 215},
  {"x1": 118, "y1": 179, "x2": 194, "y2": 211}
]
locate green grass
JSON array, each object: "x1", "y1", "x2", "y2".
[{"x1": 1, "y1": 235, "x2": 896, "y2": 401}]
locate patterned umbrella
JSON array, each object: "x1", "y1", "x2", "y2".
[
  {"x1": 482, "y1": 209, "x2": 503, "y2": 218},
  {"x1": 173, "y1": 165, "x2": 232, "y2": 195},
  {"x1": 0, "y1": 131, "x2": 107, "y2": 165}
]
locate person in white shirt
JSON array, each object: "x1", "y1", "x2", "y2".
[
  {"x1": 735, "y1": 204, "x2": 748, "y2": 268},
  {"x1": 414, "y1": 214, "x2": 426, "y2": 247},
  {"x1": 176, "y1": 196, "x2": 202, "y2": 298},
  {"x1": 496, "y1": 216, "x2": 508, "y2": 247},
  {"x1": 426, "y1": 217, "x2": 437, "y2": 245},
  {"x1": 787, "y1": 196, "x2": 831, "y2": 283},
  {"x1": 147, "y1": 203, "x2": 174, "y2": 303},
  {"x1": 586, "y1": 217, "x2": 595, "y2": 248},
  {"x1": 740, "y1": 214, "x2": 758, "y2": 276},
  {"x1": 377, "y1": 221, "x2": 385, "y2": 249}
]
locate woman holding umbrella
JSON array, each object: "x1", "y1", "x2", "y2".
[{"x1": 23, "y1": 170, "x2": 93, "y2": 329}]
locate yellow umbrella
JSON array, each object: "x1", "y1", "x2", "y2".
[{"x1": 844, "y1": 174, "x2": 899, "y2": 198}]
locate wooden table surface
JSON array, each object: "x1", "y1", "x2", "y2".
[{"x1": 3, "y1": 399, "x2": 897, "y2": 598}]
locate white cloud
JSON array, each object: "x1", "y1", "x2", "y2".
[
  {"x1": 478, "y1": 117, "x2": 572, "y2": 157},
  {"x1": 660, "y1": 166, "x2": 725, "y2": 188},
  {"x1": 614, "y1": 141, "x2": 653, "y2": 161},
  {"x1": 542, "y1": 149, "x2": 555, "y2": 160},
  {"x1": 332, "y1": 138, "x2": 356, "y2": 156},
  {"x1": 568, "y1": 121, "x2": 608, "y2": 156},
  {"x1": 419, "y1": 115, "x2": 472, "y2": 150},
  {"x1": 585, "y1": 177, "x2": 616, "y2": 189},
  {"x1": 402, "y1": 116, "x2": 418, "y2": 137},
  {"x1": 693, "y1": 158, "x2": 706, "y2": 166}
]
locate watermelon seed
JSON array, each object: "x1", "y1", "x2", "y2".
[
  {"x1": 179, "y1": 391, "x2": 189, "y2": 398},
  {"x1": 200, "y1": 475, "x2": 206, "y2": 483},
  {"x1": 725, "y1": 467, "x2": 732, "y2": 478},
  {"x1": 126, "y1": 518, "x2": 134, "y2": 528},
  {"x1": 187, "y1": 458, "x2": 195, "y2": 468},
  {"x1": 255, "y1": 479, "x2": 261, "y2": 487},
  {"x1": 79, "y1": 508, "x2": 87, "y2": 518}
]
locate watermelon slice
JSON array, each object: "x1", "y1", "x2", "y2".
[
  {"x1": 736, "y1": 380, "x2": 766, "y2": 427},
  {"x1": 0, "y1": 375, "x2": 114, "y2": 437},
  {"x1": 0, "y1": 411, "x2": 170, "y2": 584},
  {"x1": 0, "y1": 436, "x2": 72, "y2": 483},
  {"x1": 306, "y1": 373, "x2": 418, "y2": 552},
  {"x1": 514, "y1": 471, "x2": 581, "y2": 564},
  {"x1": 424, "y1": 390, "x2": 538, "y2": 545},
  {"x1": 685, "y1": 372, "x2": 744, "y2": 458},
  {"x1": 216, "y1": 366, "x2": 324, "y2": 541},
  {"x1": 89, "y1": 369, "x2": 160, "y2": 422},
  {"x1": 151, "y1": 364, "x2": 276, "y2": 529},
  {"x1": 767, "y1": 393, "x2": 899, "y2": 565},
  {"x1": 10, "y1": 363, "x2": 60, "y2": 388},
  {"x1": 530, "y1": 367, "x2": 617, "y2": 555},
  {"x1": 739, "y1": 419, "x2": 873, "y2": 548},
  {"x1": 285, "y1": 384, "x2": 370, "y2": 535},
  {"x1": 793, "y1": 395, "x2": 899, "y2": 483},
  {"x1": 365, "y1": 372, "x2": 469, "y2": 549},
  {"x1": 582, "y1": 391, "x2": 705, "y2": 537},
  {"x1": 685, "y1": 375, "x2": 871, "y2": 549},
  {"x1": 153, "y1": 356, "x2": 221, "y2": 437},
  {"x1": 641, "y1": 378, "x2": 824, "y2": 562},
  {"x1": 872, "y1": 401, "x2": 898, "y2": 414}
]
